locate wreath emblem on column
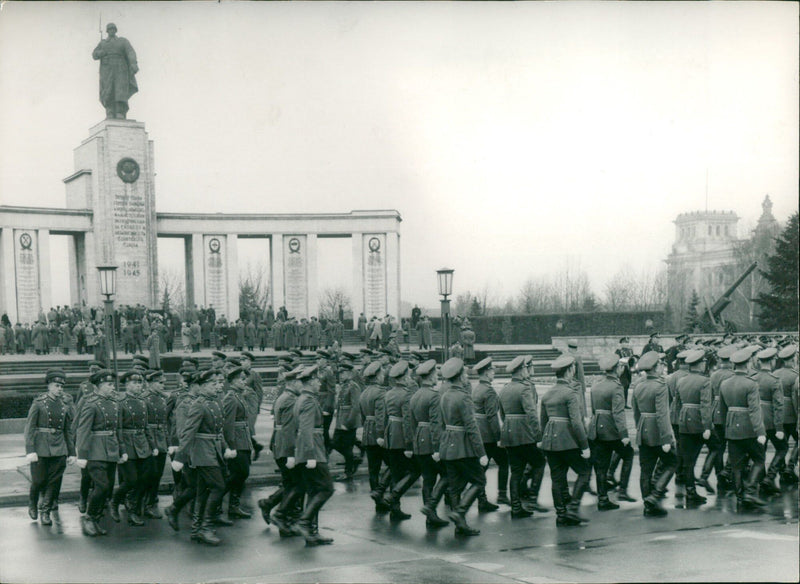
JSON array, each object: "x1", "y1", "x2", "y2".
[
  {"x1": 368, "y1": 237, "x2": 381, "y2": 253},
  {"x1": 288, "y1": 237, "x2": 301, "y2": 253},
  {"x1": 116, "y1": 157, "x2": 140, "y2": 183},
  {"x1": 208, "y1": 238, "x2": 221, "y2": 254},
  {"x1": 19, "y1": 232, "x2": 33, "y2": 250}
]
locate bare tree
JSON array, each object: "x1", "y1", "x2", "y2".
[
  {"x1": 239, "y1": 261, "x2": 270, "y2": 322},
  {"x1": 319, "y1": 287, "x2": 352, "y2": 320},
  {"x1": 605, "y1": 265, "x2": 667, "y2": 311},
  {"x1": 158, "y1": 268, "x2": 186, "y2": 316}
]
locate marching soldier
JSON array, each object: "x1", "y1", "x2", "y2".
[
  {"x1": 703, "y1": 344, "x2": 737, "y2": 494},
  {"x1": 331, "y1": 361, "x2": 362, "y2": 481},
  {"x1": 674, "y1": 349, "x2": 716, "y2": 507},
  {"x1": 752, "y1": 347, "x2": 786, "y2": 495},
  {"x1": 172, "y1": 369, "x2": 237, "y2": 545},
  {"x1": 24, "y1": 369, "x2": 76, "y2": 526},
  {"x1": 381, "y1": 360, "x2": 420, "y2": 520},
  {"x1": 410, "y1": 359, "x2": 449, "y2": 528},
  {"x1": 316, "y1": 350, "x2": 337, "y2": 454},
  {"x1": 666, "y1": 351, "x2": 691, "y2": 495},
  {"x1": 259, "y1": 365, "x2": 305, "y2": 535},
  {"x1": 775, "y1": 345, "x2": 799, "y2": 484},
  {"x1": 240, "y1": 351, "x2": 265, "y2": 461},
  {"x1": 633, "y1": 351, "x2": 677, "y2": 517},
  {"x1": 588, "y1": 355, "x2": 634, "y2": 510},
  {"x1": 76, "y1": 369, "x2": 120, "y2": 536},
  {"x1": 719, "y1": 349, "x2": 768, "y2": 510},
  {"x1": 540, "y1": 355, "x2": 591, "y2": 526},
  {"x1": 223, "y1": 367, "x2": 254, "y2": 520},
  {"x1": 439, "y1": 357, "x2": 488, "y2": 536},
  {"x1": 211, "y1": 350, "x2": 227, "y2": 372},
  {"x1": 359, "y1": 361, "x2": 392, "y2": 511},
  {"x1": 472, "y1": 357, "x2": 508, "y2": 510},
  {"x1": 111, "y1": 370, "x2": 155, "y2": 527},
  {"x1": 75, "y1": 360, "x2": 104, "y2": 514},
  {"x1": 293, "y1": 365, "x2": 335, "y2": 546},
  {"x1": 142, "y1": 369, "x2": 169, "y2": 518}
]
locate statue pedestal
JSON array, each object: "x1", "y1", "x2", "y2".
[{"x1": 65, "y1": 119, "x2": 158, "y2": 308}]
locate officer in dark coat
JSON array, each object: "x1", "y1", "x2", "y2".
[
  {"x1": 172, "y1": 369, "x2": 236, "y2": 545},
  {"x1": 24, "y1": 369, "x2": 75, "y2": 526},
  {"x1": 633, "y1": 351, "x2": 677, "y2": 517},
  {"x1": 259, "y1": 366, "x2": 304, "y2": 535},
  {"x1": 142, "y1": 369, "x2": 169, "y2": 518},
  {"x1": 411, "y1": 359, "x2": 449, "y2": 528},
  {"x1": 223, "y1": 367, "x2": 254, "y2": 520},
  {"x1": 76, "y1": 369, "x2": 120, "y2": 536},
  {"x1": 540, "y1": 355, "x2": 591, "y2": 526},
  {"x1": 674, "y1": 349, "x2": 716, "y2": 507},
  {"x1": 359, "y1": 361, "x2": 391, "y2": 511},
  {"x1": 438, "y1": 358, "x2": 488, "y2": 536},
  {"x1": 331, "y1": 361, "x2": 362, "y2": 481},
  {"x1": 588, "y1": 354, "x2": 634, "y2": 510},
  {"x1": 74, "y1": 360, "x2": 104, "y2": 514},
  {"x1": 719, "y1": 349, "x2": 768, "y2": 510},
  {"x1": 473, "y1": 357, "x2": 509, "y2": 511},
  {"x1": 752, "y1": 347, "x2": 786, "y2": 495},
  {"x1": 775, "y1": 345, "x2": 799, "y2": 485},
  {"x1": 293, "y1": 365, "x2": 335, "y2": 546},
  {"x1": 316, "y1": 350, "x2": 337, "y2": 453},
  {"x1": 704, "y1": 344, "x2": 737, "y2": 493}
]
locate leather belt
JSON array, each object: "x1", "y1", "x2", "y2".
[
  {"x1": 365, "y1": 415, "x2": 376, "y2": 420},
  {"x1": 274, "y1": 424, "x2": 283, "y2": 430},
  {"x1": 474, "y1": 413, "x2": 486, "y2": 418},
  {"x1": 121, "y1": 429, "x2": 145, "y2": 433},
  {"x1": 445, "y1": 425, "x2": 464, "y2": 431},
  {"x1": 760, "y1": 400, "x2": 772, "y2": 405},
  {"x1": 313, "y1": 428, "x2": 324, "y2": 434},
  {"x1": 505, "y1": 414, "x2": 527, "y2": 419},
  {"x1": 35, "y1": 428, "x2": 57, "y2": 433},
  {"x1": 549, "y1": 417, "x2": 569, "y2": 422},
  {"x1": 682, "y1": 404, "x2": 701, "y2": 409},
  {"x1": 417, "y1": 422, "x2": 430, "y2": 427},
  {"x1": 389, "y1": 416, "x2": 403, "y2": 422},
  {"x1": 234, "y1": 421, "x2": 249, "y2": 426},
  {"x1": 594, "y1": 409, "x2": 612, "y2": 415},
  {"x1": 91, "y1": 430, "x2": 114, "y2": 436},
  {"x1": 148, "y1": 423, "x2": 164, "y2": 428},
  {"x1": 196, "y1": 433, "x2": 219, "y2": 439},
  {"x1": 729, "y1": 407, "x2": 748, "y2": 412},
  {"x1": 640, "y1": 413, "x2": 658, "y2": 418}
]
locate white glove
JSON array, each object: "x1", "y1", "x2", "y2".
[
  {"x1": 581, "y1": 448, "x2": 591, "y2": 459},
  {"x1": 479, "y1": 455, "x2": 489, "y2": 467},
  {"x1": 661, "y1": 443, "x2": 671, "y2": 453},
  {"x1": 776, "y1": 431, "x2": 785, "y2": 441},
  {"x1": 286, "y1": 456, "x2": 296, "y2": 469},
  {"x1": 702, "y1": 430, "x2": 711, "y2": 441},
  {"x1": 167, "y1": 446, "x2": 177, "y2": 456},
  {"x1": 757, "y1": 435, "x2": 767, "y2": 445},
  {"x1": 119, "y1": 453, "x2": 129, "y2": 463},
  {"x1": 67, "y1": 456, "x2": 77, "y2": 465},
  {"x1": 170, "y1": 460, "x2": 184, "y2": 473},
  {"x1": 152, "y1": 448, "x2": 159, "y2": 456},
  {"x1": 26, "y1": 453, "x2": 39, "y2": 463},
  {"x1": 224, "y1": 448, "x2": 237, "y2": 459},
  {"x1": 307, "y1": 459, "x2": 317, "y2": 469},
  {"x1": 403, "y1": 450, "x2": 413, "y2": 458},
  {"x1": 377, "y1": 438, "x2": 385, "y2": 447},
  {"x1": 76, "y1": 458, "x2": 88, "y2": 469},
  {"x1": 621, "y1": 437, "x2": 631, "y2": 447}
]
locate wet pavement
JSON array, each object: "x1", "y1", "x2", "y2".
[{"x1": 1, "y1": 466, "x2": 797, "y2": 583}]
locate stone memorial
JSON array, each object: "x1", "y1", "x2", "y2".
[
  {"x1": 284, "y1": 235, "x2": 309, "y2": 319},
  {"x1": 363, "y1": 234, "x2": 387, "y2": 319},
  {"x1": 14, "y1": 230, "x2": 41, "y2": 324}
]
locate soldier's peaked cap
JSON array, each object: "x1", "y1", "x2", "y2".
[
  {"x1": 360, "y1": 348, "x2": 376, "y2": 356},
  {"x1": 731, "y1": 349, "x2": 754, "y2": 364},
  {"x1": 778, "y1": 345, "x2": 798, "y2": 360},
  {"x1": 506, "y1": 356, "x2": 526, "y2": 374},
  {"x1": 46, "y1": 369, "x2": 67, "y2": 384},
  {"x1": 277, "y1": 353, "x2": 293, "y2": 363},
  {"x1": 146, "y1": 370, "x2": 164, "y2": 381},
  {"x1": 90, "y1": 369, "x2": 115, "y2": 384},
  {"x1": 120, "y1": 370, "x2": 144, "y2": 383},
  {"x1": 298, "y1": 365, "x2": 318, "y2": 380},
  {"x1": 133, "y1": 354, "x2": 148, "y2": 362},
  {"x1": 598, "y1": 354, "x2": 619, "y2": 371},
  {"x1": 416, "y1": 359, "x2": 437, "y2": 376},
  {"x1": 473, "y1": 357, "x2": 493, "y2": 373},
  {"x1": 241, "y1": 351, "x2": 255, "y2": 361},
  {"x1": 684, "y1": 349, "x2": 706, "y2": 365},
  {"x1": 441, "y1": 358, "x2": 464, "y2": 380},
  {"x1": 389, "y1": 360, "x2": 409, "y2": 378},
  {"x1": 363, "y1": 361, "x2": 382, "y2": 378},
  {"x1": 717, "y1": 345, "x2": 737, "y2": 360},
  {"x1": 567, "y1": 339, "x2": 578, "y2": 349},
  {"x1": 290, "y1": 349, "x2": 304, "y2": 358},
  {"x1": 226, "y1": 357, "x2": 242, "y2": 367},
  {"x1": 316, "y1": 349, "x2": 331, "y2": 359},
  {"x1": 636, "y1": 351, "x2": 661, "y2": 371},
  {"x1": 340, "y1": 351, "x2": 357, "y2": 361},
  {"x1": 226, "y1": 366, "x2": 245, "y2": 381},
  {"x1": 87, "y1": 360, "x2": 105, "y2": 369},
  {"x1": 676, "y1": 350, "x2": 690, "y2": 361},
  {"x1": 411, "y1": 350, "x2": 428, "y2": 360},
  {"x1": 338, "y1": 360, "x2": 354, "y2": 371},
  {"x1": 551, "y1": 355, "x2": 575, "y2": 370},
  {"x1": 757, "y1": 347, "x2": 778, "y2": 360},
  {"x1": 285, "y1": 365, "x2": 304, "y2": 380},
  {"x1": 211, "y1": 351, "x2": 226, "y2": 359},
  {"x1": 197, "y1": 369, "x2": 218, "y2": 384}
]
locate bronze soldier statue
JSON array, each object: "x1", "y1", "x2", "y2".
[{"x1": 92, "y1": 23, "x2": 138, "y2": 119}]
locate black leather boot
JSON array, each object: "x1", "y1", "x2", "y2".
[
  {"x1": 198, "y1": 517, "x2": 221, "y2": 546},
  {"x1": 743, "y1": 464, "x2": 767, "y2": 507},
  {"x1": 228, "y1": 494, "x2": 252, "y2": 519},
  {"x1": 421, "y1": 479, "x2": 449, "y2": 527},
  {"x1": 81, "y1": 515, "x2": 98, "y2": 537},
  {"x1": 527, "y1": 465, "x2": 549, "y2": 512},
  {"x1": 449, "y1": 485, "x2": 481, "y2": 536},
  {"x1": 165, "y1": 504, "x2": 180, "y2": 531},
  {"x1": 597, "y1": 495, "x2": 619, "y2": 511},
  {"x1": 509, "y1": 481, "x2": 532, "y2": 518},
  {"x1": 257, "y1": 487, "x2": 284, "y2": 525},
  {"x1": 477, "y1": 491, "x2": 499, "y2": 512},
  {"x1": 685, "y1": 487, "x2": 707, "y2": 507}
]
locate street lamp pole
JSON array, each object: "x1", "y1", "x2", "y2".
[
  {"x1": 97, "y1": 266, "x2": 120, "y2": 392},
  {"x1": 436, "y1": 268, "x2": 454, "y2": 362}
]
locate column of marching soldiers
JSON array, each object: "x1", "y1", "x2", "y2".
[{"x1": 23, "y1": 336, "x2": 799, "y2": 547}]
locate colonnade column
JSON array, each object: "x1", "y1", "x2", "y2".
[
  {"x1": 386, "y1": 232, "x2": 401, "y2": 321},
  {"x1": 83, "y1": 230, "x2": 98, "y2": 309},
  {"x1": 351, "y1": 233, "x2": 364, "y2": 328},
  {"x1": 306, "y1": 234, "x2": 318, "y2": 319},
  {"x1": 271, "y1": 235, "x2": 284, "y2": 311},
  {"x1": 185, "y1": 234, "x2": 205, "y2": 314},
  {"x1": 0, "y1": 228, "x2": 18, "y2": 324},
  {"x1": 37, "y1": 229, "x2": 52, "y2": 314},
  {"x1": 226, "y1": 234, "x2": 239, "y2": 321}
]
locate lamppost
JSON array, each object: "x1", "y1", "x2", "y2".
[
  {"x1": 97, "y1": 265, "x2": 120, "y2": 391},
  {"x1": 436, "y1": 268, "x2": 454, "y2": 361}
]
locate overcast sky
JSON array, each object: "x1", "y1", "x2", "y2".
[{"x1": 1, "y1": 1, "x2": 797, "y2": 312}]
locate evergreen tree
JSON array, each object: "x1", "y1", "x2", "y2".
[
  {"x1": 684, "y1": 290, "x2": 702, "y2": 333},
  {"x1": 755, "y1": 213, "x2": 799, "y2": 330}
]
